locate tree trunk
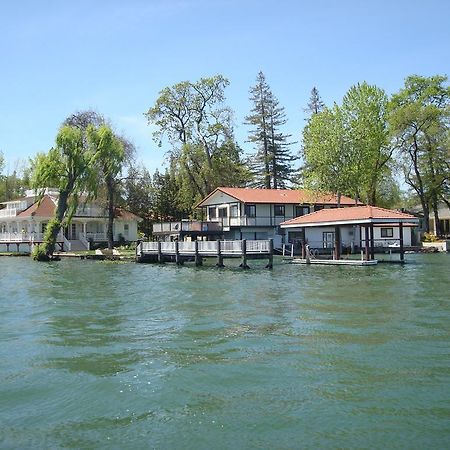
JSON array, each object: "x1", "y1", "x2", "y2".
[
  {"x1": 107, "y1": 177, "x2": 115, "y2": 250},
  {"x1": 431, "y1": 196, "x2": 441, "y2": 236},
  {"x1": 44, "y1": 188, "x2": 70, "y2": 258}
]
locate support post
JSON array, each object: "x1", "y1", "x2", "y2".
[
  {"x1": 266, "y1": 238, "x2": 273, "y2": 269},
  {"x1": 194, "y1": 240, "x2": 202, "y2": 266},
  {"x1": 334, "y1": 226, "x2": 341, "y2": 260},
  {"x1": 157, "y1": 241, "x2": 163, "y2": 263},
  {"x1": 216, "y1": 239, "x2": 224, "y2": 267},
  {"x1": 175, "y1": 240, "x2": 182, "y2": 265},
  {"x1": 301, "y1": 241, "x2": 306, "y2": 259},
  {"x1": 16, "y1": 243, "x2": 20, "y2": 252},
  {"x1": 369, "y1": 223, "x2": 375, "y2": 260},
  {"x1": 399, "y1": 222, "x2": 404, "y2": 262},
  {"x1": 364, "y1": 226, "x2": 370, "y2": 261},
  {"x1": 240, "y1": 239, "x2": 249, "y2": 269}
]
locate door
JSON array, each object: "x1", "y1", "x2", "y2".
[
  {"x1": 323, "y1": 231, "x2": 334, "y2": 249},
  {"x1": 70, "y1": 223, "x2": 77, "y2": 240},
  {"x1": 218, "y1": 207, "x2": 229, "y2": 227}
]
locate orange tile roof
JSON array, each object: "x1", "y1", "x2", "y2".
[
  {"x1": 198, "y1": 187, "x2": 359, "y2": 206},
  {"x1": 115, "y1": 208, "x2": 142, "y2": 221},
  {"x1": 281, "y1": 205, "x2": 418, "y2": 227},
  {"x1": 17, "y1": 195, "x2": 56, "y2": 217}
]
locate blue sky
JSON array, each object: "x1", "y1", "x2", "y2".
[{"x1": 1, "y1": 0, "x2": 449, "y2": 174}]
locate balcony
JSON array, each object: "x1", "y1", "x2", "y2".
[
  {"x1": 152, "y1": 220, "x2": 223, "y2": 235},
  {"x1": 0, "y1": 208, "x2": 18, "y2": 218}
]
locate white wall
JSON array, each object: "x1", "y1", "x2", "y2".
[{"x1": 361, "y1": 226, "x2": 412, "y2": 247}]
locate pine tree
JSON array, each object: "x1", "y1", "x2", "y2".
[
  {"x1": 304, "y1": 86, "x2": 325, "y2": 117},
  {"x1": 245, "y1": 71, "x2": 272, "y2": 188},
  {"x1": 245, "y1": 72, "x2": 297, "y2": 188},
  {"x1": 267, "y1": 92, "x2": 297, "y2": 188}
]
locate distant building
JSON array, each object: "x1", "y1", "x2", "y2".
[{"x1": 0, "y1": 188, "x2": 141, "y2": 252}]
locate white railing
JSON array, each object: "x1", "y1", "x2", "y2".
[
  {"x1": 85, "y1": 232, "x2": 107, "y2": 241},
  {"x1": 74, "y1": 207, "x2": 106, "y2": 217},
  {"x1": 79, "y1": 233, "x2": 90, "y2": 250},
  {"x1": 63, "y1": 235, "x2": 72, "y2": 251},
  {"x1": 179, "y1": 241, "x2": 196, "y2": 253},
  {"x1": 161, "y1": 242, "x2": 176, "y2": 253},
  {"x1": 220, "y1": 240, "x2": 242, "y2": 254},
  {"x1": 0, "y1": 208, "x2": 19, "y2": 217},
  {"x1": 0, "y1": 232, "x2": 64, "y2": 243},
  {"x1": 141, "y1": 241, "x2": 159, "y2": 252},
  {"x1": 246, "y1": 240, "x2": 270, "y2": 253},
  {"x1": 198, "y1": 241, "x2": 217, "y2": 254}
]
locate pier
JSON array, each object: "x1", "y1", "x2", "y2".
[{"x1": 136, "y1": 239, "x2": 274, "y2": 269}]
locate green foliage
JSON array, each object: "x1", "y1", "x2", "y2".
[
  {"x1": 389, "y1": 74, "x2": 450, "y2": 232},
  {"x1": 31, "y1": 244, "x2": 49, "y2": 261},
  {"x1": 422, "y1": 232, "x2": 440, "y2": 242},
  {"x1": 146, "y1": 75, "x2": 247, "y2": 201},
  {"x1": 245, "y1": 71, "x2": 297, "y2": 188},
  {"x1": 302, "y1": 82, "x2": 393, "y2": 205}
]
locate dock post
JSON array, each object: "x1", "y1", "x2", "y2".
[
  {"x1": 334, "y1": 226, "x2": 341, "y2": 260},
  {"x1": 364, "y1": 226, "x2": 370, "y2": 261},
  {"x1": 16, "y1": 243, "x2": 20, "y2": 252},
  {"x1": 240, "y1": 239, "x2": 249, "y2": 269},
  {"x1": 175, "y1": 240, "x2": 182, "y2": 265},
  {"x1": 369, "y1": 224, "x2": 375, "y2": 260},
  {"x1": 195, "y1": 240, "x2": 202, "y2": 266},
  {"x1": 157, "y1": 241, "x2": 163, "y2": 263},
  {"x1": 399, "y1": 222, "x2": 404, "y2": 262},
  {"x1": 6, "y1": 243, "x2": 10, "y2": 252},
  {"x1": 301, "y1": 241, "x2": 306, "y2": 259},
  {"x1": 216, "y1": 239, "x2": 224, "y2": 267},
  {"x1": 266, "y1": 238, "x2": 273, "y2": 269}
]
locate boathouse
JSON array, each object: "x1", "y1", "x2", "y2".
[{"x1": 280, "y1": 206, "x2": 418, "y2": 263}]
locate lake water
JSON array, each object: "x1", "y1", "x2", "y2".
[{"x1": 0, "y1": 254, "x2": 449, "y2": 449}]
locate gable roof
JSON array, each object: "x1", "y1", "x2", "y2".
[
  {"x1": 17, "y1": 195, "x2": 56, "y2": 217},
  {"x1": 197, "y1": 187, "x2": 359, "y2": 207},
  {"x1": 281, "y1": 205, "x2": 419, "y2": 228}
]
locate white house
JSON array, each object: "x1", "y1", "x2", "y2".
[
  {"x1": 196, "y1": 187, "x2": 360, "y2": 249},
  {"x1": 0, "y1": 188, "x2": 141, "y2": 252}
]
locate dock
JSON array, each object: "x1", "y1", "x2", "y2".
[
  {"x1": 290, "y1": 258, "x2": 378, "y2": 266},
  {"x1": 136, "y1": 239, "x2": 274, "y2": 269}
]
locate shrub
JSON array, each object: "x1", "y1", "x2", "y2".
[
  {"x1": 31, "y1": 244, "x2": 50, "y2": 261},
  {"x1": 422, "y1": 232, "x2": 439, "y2": 243}
]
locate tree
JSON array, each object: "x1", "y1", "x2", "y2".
[
  {"x1": 302, "y1": 82, "x2": 395, "y2": 206},
  {"x1": 122, "y1": 164, "x2": 154, "y2": 237},
  {"x1": 389, "y1": 75, "x2": 450, "y2": 233},
  {"x1": 304, "y1": 87, "x2": 325, "y2": 117},
  {"x1": 341, "y1": 82, "x2": 392, "y2": 205},
  {"x1": 146, "y1": 75, "x2": 245, "y2": 204},
  {"x1": 88, "y1": 125, "x2": 125, "y2": 250},
  {"x1": 302, "y1": 104, "x2": 353, "y2": 204},
  {"x1": 245, "y1": 71, "x2": 297, "y2": 188},
  {"x1": 31, "y1": 125, "x2": 97, "y2": 259}
]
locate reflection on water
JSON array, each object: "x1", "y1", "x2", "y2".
[{"x1": 0, "y1": 254, "x2": 449, "y2": 449}]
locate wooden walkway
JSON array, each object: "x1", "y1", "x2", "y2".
[{"x1": 136, "y1": 239, "x2": 274, "y2": 269}]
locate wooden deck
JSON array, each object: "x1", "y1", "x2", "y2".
[
  {"x1": 136, "y1": 239, "x2": 274, "y2": 268},
  {"x1": 290, "y1": 258, "x2": 378, "y2": 266}
]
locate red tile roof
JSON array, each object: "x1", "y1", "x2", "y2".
[
  {"x1": 115, "y1": 208, "x2": 142, "y2": 221},
  {"x1": 17, "y1": 195, "x2": 56, "y2": 217},
  {"x1": 281, "y1": 205, "x2": 418, "y2": 227},
  {"x1": 198, "y1": 187, "x2": 359, "y2": 206}
]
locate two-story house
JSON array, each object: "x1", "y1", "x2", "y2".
[
  {"x1": 0, "y1": 188, "x2": 141, "y2": 252},
  {"x1": 196, "y1": 187, "x2": 359, "y2": 249}
]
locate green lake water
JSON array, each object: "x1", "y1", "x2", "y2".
[{"x1": 0, "y1": 254, "x2": 449, "y2": 449}]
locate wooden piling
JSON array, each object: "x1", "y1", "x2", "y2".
[
  {"x1": 240, "y1": 239, "x2": 249, "y2": 269},
  {"x1": 216, "y1": 239, "x2": 224, "y2": 267},
  {"x1": 266, "y1": 238, "x2": 274, "y2": 269},
  {"x1": 399, "y1": 222, "x2": 404, "y2": 262},
  {"x1": 157, "y1": 241, "x2": 163, "y2": 263},
  {"x1": 195, "y1": 240, "x2": 202, "y2": 266}
]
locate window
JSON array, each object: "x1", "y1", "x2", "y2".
[
  {"x1": 230, "y1": 205, "x2": 238, "y2": 217},
  {"x1": 245, "y1": 204, "x2": 256, "y2": 217},
  {"x1": 295, "y1": 206, "x2": 310, "y2": 217},
  {"x1": 381, "y1": 227, "x2": 394, "y2": 238},
  {"x1": 274, "y1": 205, "x2": 285, "y2": 216},
  {"x1": 124, "y1": 223, "x2": 129, "y2": 236},
  {"x1": 208, "y1": 207, "x2": 216, "y2": 219}
]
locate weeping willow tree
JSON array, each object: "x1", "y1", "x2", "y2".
[{"x1": 31, "y1": 125, "x2": 98, "y2": 260}]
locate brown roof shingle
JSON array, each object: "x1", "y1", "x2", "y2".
[
  {"x1": 17, "y1": 195, "x2": 56, "y2": 218},
  {"x1": 281, "y1": 205, "x2": 418, "y2": 227},
  {"x1": 198, "y1": 187, "x2": 360, "y2": 206}
]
